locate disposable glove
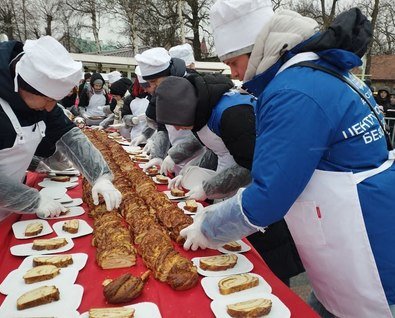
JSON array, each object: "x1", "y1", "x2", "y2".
[
  {"x1": 142, "y1": 139, "x2": 153, "y2": 155},
  {"x1": 90, "y1": 125, "x2": 104, "y2": 130},
  {"x1": 131, "y1": 134, "x2": 147, "y2": 147},
  {"x1": 123, "y1": 115, "x2": 139, "y2": 127},
  {"x1": 35, "y1": 161, "x2": 51, "y2": 173},
  {"x1": 180, "y1": 210, "x2": 222, "y2": 251},
  {"x1": 185, "y1": 184, "x2": 207, "y2": 201},
  {"x1": 35, "y1": 194, "x2": 66, "y2": 218},
  {"x1": 142, "y1": 158, "x2": 163, "y2": 172},
  {"x1": 168, "y1": 175, "x2": 183, "y2": 189},
  {"x1": 160, "y1": 155, "x2": 175, "y2": 175},
  {"x1": 102, "y1": 105, "x2": 112, "y2": 115},
  {"x1": 92, "y1": 176, "x2": 122, "y2": 211}
]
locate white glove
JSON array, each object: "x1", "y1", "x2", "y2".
[
  {"x1": 90, "y1": 125, "x2": 104, "y2": 130},
  {"x1": 142, "y1": 139, "x2": 153, "y2": 155},
  {"x1": 168, "y1": 174, "x2": 183, "y2": 189},
  {"x1": 180, "y1": 209, "x2": 221, "y2": 251},
  {"x1": 142, "y1": 158, "x2": 163, "y2": 172},
  {"x1": 160, "y1": 155, "x2": 175, "y2": 175},
  {"x1": 186, "y1": 184, "x2": 207, "y2": 201},
  {"x1": 35, "y1": 194, "x2": 66, "y2": 218},
  {"x1": 132, "y1": 116, "x2": 139, "y2": 125},
  {"x1": 131, "y1": 134, "x2": 147, "y2": 146},
  {"x1": 91, "y1": 176, "x2": 122, "y2": 211}
]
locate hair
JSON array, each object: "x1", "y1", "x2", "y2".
[
  {"x1": 132, "y1": 77, "x2": 147, "y2": 97},
  {"x1": 9, "y1": 54, "x2": 45, "y2": 96}
]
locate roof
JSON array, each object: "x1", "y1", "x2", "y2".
[
  {"x1": 371, "y1": 55, "x2": 395, "y2": 81},
  {"x1": 86, "y1": 47, "x2": 135, "y2": 58}
]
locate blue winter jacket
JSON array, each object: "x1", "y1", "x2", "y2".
[{"x1": 242, "y1": 48, "x2": 395, "y2": 304}]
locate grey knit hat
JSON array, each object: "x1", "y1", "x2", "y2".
[{"x1": 156, "y1": 76, "x2": 198, "y2": 126}]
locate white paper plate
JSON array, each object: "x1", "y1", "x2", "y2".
[
  {"x1": 44, "y1": 177, "x2": 79, "y2": 183},
  {"x1": 163, "y1": 190, "x2": 189, "y2": 200},
  {"x1": 18, "y1": 253, "x2": 88, "y2": 272},
  {"x1": 217, "y1": 240, "x2": 251, "y2": 254},
  {"x1": 192, "y1": 254, "x2": 253, "y2": 277},
  {"x1": 79, "y1": 302, "x2": 162, "y2": 318},
  {"x1": 122, "y1": 145, "x2": 142, "y2": 154},
  {"x1": 116, "y1": 140, "x2": 131, "y2": 146},
  {"x1": 0, "y1": 310, "x2": 80, "y2": 318},
  {"x1": 138, "y1": 163, "x2": 145, "y2": 169},
  {"x1": 38, "y1": 180, "x2": 78, "y2": 189},
  {"x1": 210, "y1": 292, "x2": 290, "y2": 318},
  {"x1": 38, "y1": 206, "x2": 85, "y2": 220},
  {"x1": 177, "y1": 201, "x2": 204, "y2": 214},
  {"x1": 0, "y1": 267, "x2": 79, "y2": 295},
  {"x1": 48, "y1": 169, "x2": 80, "y2": 176},
  {"x1": 62, "y1": 198, "x2": 83, "y2": 208},
  {"x1": 109, "y1": 123, "x2": 125, "y2": 128},
  {"x1": 39, "y1": 187, "x2": 67, "y2": 199},
  {"x1": 52, "y1": 219, "x2": 93, "y2": 239},
  {"x1": 55, "y1": 194, "x2": 74, "y2": 204},
  {"x1": 152, "y1": 176, "x2": 170, "y2": 185},
  {"x1": 0, "y1": 284, "x2": 83, "y2": 318},
  {"x1": 12, "y1": 219, "x2": 53, "y2": 240},
  {"x1": 10, "y1": 237, "x2": 74, "y2": 257},
  {"x1": 201, "y1": 273, "x2": 272, "y2": 300}
]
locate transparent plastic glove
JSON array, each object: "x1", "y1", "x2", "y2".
[
  {"x1": 200, "y1": 188, "x2": 264, "y2": 245},
  {"x1": 35, "y1": 161, "x2": 51, "y2": 173},
  {"x1": 160, "y1": 155, "x2": 175, "y2": 175},
  {"x1": 91, "y1": 175, "x2": 122, "y2": 211},
  {"x1": 168, "y1": 174, "x2": 183, "y2": 189},
  {"x1": 123, "y1": 115, "x2": 139, "y2": 127},
  {"x1": 186, "y1": 184, "x2": 207, "y2": 201},
  {"x1": 35, "y1": 194, "x2": 66, "y2": 218},
  {"x1": 180, "y1": 210, "x2": 222, "y2": 251},
  {"x1": 142, "y1": 139, "x2": 153, "y2": 155},
  {"x1": 102, "y1": 105, "x2": 112, "y2": 115},
  {"x1": 142, "y1": 158, "x2": 163, "y2": 172},
  {"x1": 131, "y1": 134, "x2": 147, "y2": 147},
  {"x1": 90, "y1": 125, "x2": 104, "y2": 130}
]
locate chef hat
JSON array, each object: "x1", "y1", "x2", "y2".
[
  {"x1": 169, "y1": 43, "x2": 195, "y2": 66},
  {"x1": 135, "y1": 47, "x2": 171, "y2": 80},
  {"x1": 134, "y1": 66, "x2": 146, "y2": 84},
  {"x1": 210, "y1": 0, "x2": 273, "y2": 61},
  {"x1": 107, "y1": 70, "x2": 122, "y2": 84},
  {"x1": 15, "y1": 36, "x2": 82, "y2": 100}
]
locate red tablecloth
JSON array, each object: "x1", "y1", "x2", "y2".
[{"x1": 0, "y1": 173, "x2": 318, "y2": 317}]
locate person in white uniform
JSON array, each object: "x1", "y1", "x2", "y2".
[
  {"x1": 180, "y1": 1, "x2": 395, "y2": 317},
  {"x1": 0, "y1": 36, "x2": 122, "y2": 221}
]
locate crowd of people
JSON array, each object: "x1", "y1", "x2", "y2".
[{"x1": 1, "y1": 0, "x2": 395, "y2": 317}]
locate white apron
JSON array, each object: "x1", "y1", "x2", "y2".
[
  {"x1": 0, "y1": 97, "x2": 46, "y2": 221},
  {"x1": 129, "y1": 97, "x2": 149, "y2": 141},
  {"x1": 86, "y1": 92, "x2": 106, "y2": 117},
  {"x1": 280, "y1": 52, "x2": 392, "y2": 317}
]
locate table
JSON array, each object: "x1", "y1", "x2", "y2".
[{"x1": 0, "y1": 172, "x2": 319, "y2": 317}]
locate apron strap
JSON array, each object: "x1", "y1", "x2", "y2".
[
  {"x1": 353, "y1": 159, "x2": 394, "y2": 184},
  {"x1": 0, "y1": 97, "x2": 25, "y2": 143}
]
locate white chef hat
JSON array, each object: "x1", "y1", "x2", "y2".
[
  {"x1": 169, "y1": 43, "x2": 195, "y2": 66},
  {"x1": 210, "y1": 0, "x2": 273, "y2": 61},
  {"x1": 14, "y1": 36, "x2": 82, "y2": 100},
  {"x1": 135, "y1": 47, "x2": 171, "y2": 80},
  {"x1": 107, "y1": 70, "x2": 122, "y2": 84},
  {"x1": 134, "y1": 66, "x2": 147, "y2": 84}
]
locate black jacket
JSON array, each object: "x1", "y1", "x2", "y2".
[{"x1": 0, "y1": 40, "x2": 75, "y2": 156}]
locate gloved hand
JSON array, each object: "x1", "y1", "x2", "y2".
[
  {"x1": 180, "y1": 210, "x2": 222, "y2": 251},
  {"x1": 35, "y1": 161, "x2": 51, "y2": 173},
  {"x1": 142, "y1": 158, "x2": 163, "y2": 172},
  {"x1": 90, "y1": 125, "x2": 104, "y2": 130},
  {"x1": 102, "y1": 105, "x2": 112, "y2": 115},
  {"x1": 168, "y1": 174, "x2": 183, "y2": 189},
  {"x1": 160, "y1": 155, "x2": 175, "y2": 175},
  {"x1": 142, "y1": 139, "x2": 153, "y2": 155},
  {"x1": 186, "y1": 184, "x2": 207, "y2": 201},
  {"x1": 131, "y1": 134, "x2": 147, "y2": 146},
  {"x1": 123, "y1": 115, "x2": 139, "y2": 127},
  {"x1": 92, "y1": 175, "x2": 122, "y2": 211},
  {"x1": 35, "y1": 194, "x2": 66, "y2": 218}
]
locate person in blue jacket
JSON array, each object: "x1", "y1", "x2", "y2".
[{"x1": 180, "y1": 1, "x2": 395, "y2": 317}]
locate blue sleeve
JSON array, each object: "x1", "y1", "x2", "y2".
[{"x1": 242, "y1": 89, "x2": 333, "y2": 226}]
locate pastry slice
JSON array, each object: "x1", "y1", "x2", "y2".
[
  {"x1": 170, "y1": 188, "x2": 185, "y2": 197},
  {"x1": 155, "y1": 174, "x2": 168, "y2": 184},
  {"x1": 222, "y1": 241, "x2": 242, "y2": 252},
  {"x1": 33, "y1": 255, "x2": 73, "y2": 268},
  {"x1": 184, "y1": 199, "x2": 198, "y2": 212},
  {"x1": 226, "y1": 298, "x2": 272, "y2": 317},
  {"x1": 199, "y1": 254, "x2": 238, "y2": 271},
  {"x1": 62, "y1": 219, "x2": 79, "y2": 234},
  {"x1": 32, "y1": 237, "x2": 68, "y2": 251},
  {"x1": 25, "y1": 222, "x2": 43, "y2": 237},
  {"x1": 218, "y1": 273, "x2": 259, "y2": 295},
  {"x1": 146, "y1": 166, "x2": 159, "y2": 176},
  {"x1": 23, "y1": 265, "x2": 60, "y2": 284},
  {"x1": 89, "y1": 307, "x2": 135, "y2": 318},
  {"x1": 50, "y1": 176, "x2": 70, "y2": 182},
  {"x1": 17, "y1": 285, "x2": 60, "y2": 310}
]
